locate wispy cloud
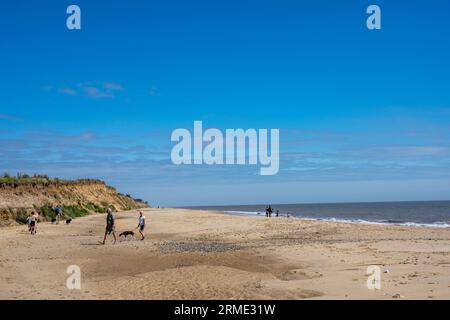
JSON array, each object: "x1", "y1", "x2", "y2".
[
  {"x1": 57, "y1": 87, "x2": 77, "y2": 96},
  {"x1": 0, "y1": 114, "x2": 23, "y2": 121},
  {"x1": 103, "y1": 82, "x2": 124, "y2": 91},
  {"x1": 51, "y1": 82, "x2": 124, "y2": 99},
  {"x1": 82, "y1": 86, "x2": 114, "y2": 98},
  {"x1": 369, "y1": 146, "x2": 450, "y2": 158},
  {"x1": 149, "y1": 86, "x2": 159, "y2": 96}
]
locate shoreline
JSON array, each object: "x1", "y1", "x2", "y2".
[
  {"x1": 182, "y1": 200, "x2": 450, "y2": 230},
  {"x1": 1, "y1": 207, "x2": 450, "y2": 299},
  {"x1": 219, "y1": 210, "x2": 450, "y2": 229}
]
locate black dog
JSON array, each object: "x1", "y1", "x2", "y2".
[
  {"x1": 119, "y1": 231, "x2": 135, "y2": 238},
  {"x1": 66, "y1": 219, "x2": 72, "y2": 224},
  {"x1": 51, "y1": 218, "x2": 57, "y2": 223}
]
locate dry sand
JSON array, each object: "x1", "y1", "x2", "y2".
[{"x1": 1, "y1": 208, "x2": 450, "y2": 299}]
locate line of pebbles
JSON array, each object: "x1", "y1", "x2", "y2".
[{"x1": 158, "y1": 240, "x2": 241, "y2": 253}]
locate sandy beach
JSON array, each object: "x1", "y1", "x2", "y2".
[{"x1": 1, "y1": 208, "x2": 450, "y2": 300}]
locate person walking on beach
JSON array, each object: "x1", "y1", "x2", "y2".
[
  {"x1": 137, "y1": 211, "x2": 146, "y2": 241},
  {"x1": 35, "y1": 212, "x2": 40, "y2": 233},
  {"x1": 29, "y1": 212, "x2": 37, "y2": 235},
  {"x1": 276, "y1": 210, "x2": 279, "y2": 217},
  {"x1": 54, "y1": 206, "x2": 62, "y2": 224},
  {"x1": 265, "y1": 206, "x2": 269, "y2": 218},
  {"x1": 26, "y1": 213, "x2": 32, "y2": 232},
  {"x1": 268, "y1": 205, "x2": 273, "y2": 218},
  {"x1": 102, "y1": 208, "x2": 116, "y2": 245}
]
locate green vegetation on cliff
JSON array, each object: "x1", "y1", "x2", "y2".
[
  {"x1": 0, "y1": 173, "x2": 149, "y2": 226},
  {"x1": 0, "y1": 173, "x2": 104, "y2": 186}
]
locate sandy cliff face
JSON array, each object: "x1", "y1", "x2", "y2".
[{"x1": 0, "y1": 181, "x2": 148, "y2": 226}]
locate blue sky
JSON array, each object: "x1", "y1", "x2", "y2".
[{"x1": 1, "y1": 0, "x2": 450, "y2": 206}]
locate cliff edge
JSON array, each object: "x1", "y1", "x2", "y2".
[{"x1": 0, "y1": 175, "x2": 149, "y2": 226}]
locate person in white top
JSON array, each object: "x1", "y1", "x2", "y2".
[
  {"x1": 29, "y1": 212, "x2": 38, "y2": 235},
  {"x1": 137, "y1": 211, "x2": 145, "y2": 241}
]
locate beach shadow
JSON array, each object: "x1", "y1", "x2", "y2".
[{"x1": 81, "y1": 242, "x2": 105, "y2": 246}]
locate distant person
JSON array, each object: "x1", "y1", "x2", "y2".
[
  {"x1": 276, "y1": 210, "x2": 279, "y2": 217},
  {"x1": 29, "y1": 212, "x2": 37, "y2": 235},
  {"x1": 34, "y1": 212, "x2": 40, "y2": 233},
  {"x1": 54, "y1": 206, "x2": 62, "y2": 224},
  {"x1": 33, "y1": 212, "x2": 40, "y2": 233},
  {"x1": 137, "y1": 211, "x2": 146, "y2": 241},
  {"x1": 26, "y1": 213, "x2": 32, "y2": 232},
  {"x1": 265, "y1": 206, "x2": 269, "y2": 218},
  {"x1": 268, "y1": 205, "x2": 273, "y2": 218},
  {"x1": 102, "y1": 208, "x2": 117, "y2": 245}
]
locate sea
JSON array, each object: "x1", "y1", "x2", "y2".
[{"x1": 185, "y1": 201, "x2": 450, "y2": 228}]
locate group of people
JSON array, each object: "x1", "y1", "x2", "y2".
[
  {"x1": 102, "y1": 208, "x2": 146, "y2": 245},
  {"x1": 266, "y1": 205, "x2": 282, "y2": 218},
  {"x1": 24, "y1": 205, "x2": 147, "y2": 244},
  {"x1": 25, "y1": 206, "x2": 62, "y2": 235},
  {"x1": 265, "y1": 205, "x2": 279, "y2": 218}
]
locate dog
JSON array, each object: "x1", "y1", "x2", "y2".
[
  {"x1": 65, "y1": 219, "x2": 72, "y2": 224},
  {"x1": 51, "y1": 218, "x2": 57, "y2": 224},
  {"x1": 119, "y1": 231, "x2": 135, "y2": 239}
]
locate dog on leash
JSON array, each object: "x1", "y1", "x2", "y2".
[
  {"x1": 66, "y1": 218, "x2": 72, "y2": 224},
  {"x1": 119, "y1": 231, "x2": 135, "y2": 239}
]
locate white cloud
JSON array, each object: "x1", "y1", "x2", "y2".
[
  {"x1": 57, "y1": 87, "x2": 77, "y2": 96},
  {"x1": 51, "y1": 82, "x2": 124, "y2": 99}
]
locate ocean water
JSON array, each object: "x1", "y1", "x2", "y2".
[{"x1": 186, "y1": 201, "x2": 450, "y2": 228}]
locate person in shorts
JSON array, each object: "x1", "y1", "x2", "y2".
[
  {"x1": 54, "y1": 206, "x2": 62, "y2": 224},
  {"x1": 137, "y1": 211, "x2": 146, "y2": 241},
  {"x1": 29, "y1": 212, "x2": 37, "y2": 235},
  {"x1": 26, "y1": 213, "x2": 32, "y2": 232}
]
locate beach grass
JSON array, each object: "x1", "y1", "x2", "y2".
[{"x1": 0, "y1": 173, "x2": 104, "y2": 186}]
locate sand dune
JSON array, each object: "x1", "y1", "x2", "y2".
[{"x1": 1, "y1": 208, "x2": 450, "y2": 299}]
